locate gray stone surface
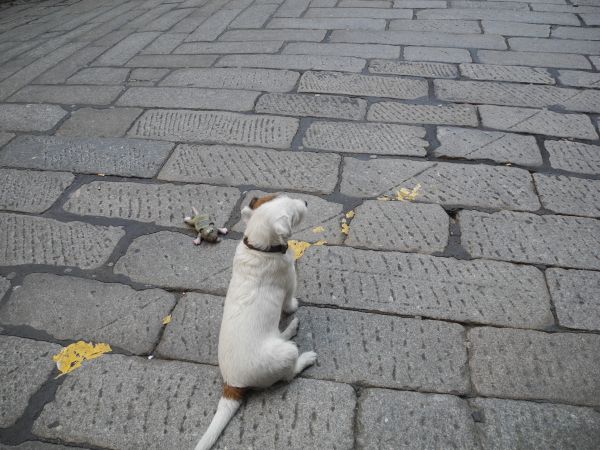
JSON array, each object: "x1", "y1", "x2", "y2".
[
  {"x1": 129, "y1": 109, "x2": 298, "y2": 149},
  {"x1": 159, "y1": 144, "x2": 340, "y2": 194},
  {"x1": 0, "y1": 103, "x2": 67, "y2": 132},
  {"x1": 299, "y1": 71, "x2": 427, "y2": 100},
  {"x1": 389, "y1": 18, "x2": 481, "y2": 33},
  {"x1": 0, "y1": 132, "x2": 15, "y2": 147},
  {"x1": 471, "y1": 397, "x2": 600, "y2": 450},
  {"x1": 0, "y1": 213, "x2": 124, "y2": 269},
  {"x1": 219, "y1": 29, "x2": 327, "y2": 41},
  {"x1": 0, "y1": 135, "x2": 173, "y2": 178},
  {"x1": 56, "y1": 107, "x2": 142, "y2": 138},
  {"x1": 533, "y1": 174, "x2": 600, "y2": 218},
  {"x1": 479, "y1": 105, "x2": 599, "y2": 140},
  {"x1": 0, "y1": 442, "x2": 87, "y2": 450},
  {"x1": 434, "y1": 127, "x2": 543, "y2": 166},
  {"x1": 552, "y1": 26, "x2": 600, "y2": 40},
  {"x1": 255, "y1": 93, "x2": 367, "y2": 120},
  {"x1": 283, "y1": 42, "x2": 400, "y2": 59},
  {"x1": 129, "y1": 68, "x2": 169, "y2": 85},
  {"x1": 546, "y1": 268, "x2": 600, "y2": 332},
  {"x1": 185, "y1": 9, "x2": 240, "y2": 41},
  {"x1": 267, "y1": 17, "x2": 387, "y2": 30},
  {"x1": 114, "y1": 232, "x2": 236, "y2": 292},
  {"x1": 67, "y1": 67, "x2": 129, "y2": 84},
  {"x1": 0, "y1": 276, "x2": 9, "y2": 300},
  {"x1": 404, "y1": 46, "x2": 472, "y2": 63},
  {"x1": 33, "y1": 356, "x2": 355, "y2": 450},
  {"x1": 0, "y1": 274, "x2": 176, "y2": 354},
  {"x1": 346, "y1": 201, "x2": 449, "y2": 254},
  {"x1": 117, "y1": 87, "x2": 259, "y2": 110},
  {"x1": 302, "y1": 121, "x2": 428, "y2": 156},
  {"x1": 459, "y1": 63, "x2": 554, "y2": 84},
  {"x1": 305, "y1": 7, "x2": 412, "y2": 19},
  {"x1": 557, "y1": 70, "x2": 600, "y2": 89},
  {"x1": 509, "y1": 37, "x2": 600, "y2": 55},
  {"x1": 481, "y1": 20, "x2": 550, "y2": 37},
  {"x1": 460, "y1": 210, "x2": 600, "y2": 270},
  {"x1": 357, "y1": 389, "x2": 479, "y2": 450},
  {"x1": 417, "y1": 8, "x2": 580, "y2": 25},
  {"x1": 9, "y1": 84, "x2": 123, "y2": 105},
  {"x1": 0, "y1": 336, "x2": 60, "y2": 427},
  {"x1": 296, "y1": 307, "x2": 469, "y2": 393},
  {"x1": 125, "y1": 54, "x2": 217, "y2": 67},
  {"x1": 298, "y1": 245, "x2": 553, "y2": 328},
  {"x1": 545, "y1": 140, "x2": 600, "y2": 175},
  {"x1": 478, "y1": 50, "x2": 592, "y2": 69},
  {"x1": 0, "y1": 168, "x2": 74, "y2": 213},
  {"x1": 469, "y1": 327, "x2": 600, "y2": 406},
  {"x1": 95, "y1": 31, "x2": 160, "y2": 65},
  {"x1": 369, "y1": 59, "x2": 458, "y2": 78},
  {"x1": 368, "y1": 102, "x2": 478, "y2": 126},
  {"x1": 63, "y1": 181, "x2": 238, "y2": 228},
  {"x1": 215, "y1": 54, "x2": 366, "y2": 72}
]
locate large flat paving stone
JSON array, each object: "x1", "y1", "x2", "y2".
[
  {"x1": 302, "y1": 121, "x2": 428, "y2": 156},
  {"x1": 8, "y1": 85, "x2": 123, "y2": 106},
  {"x1": 296, "y1": 306, "x2": 469, "y2": 394},
  {"x1": 255, "y1": 93, "x2": 367, "y2": 120},
  {"x1": 469, "y1": 327, "x2": 600, "y2": 406},
  {"x1": 340, "y1": 158, "x2": 540, "y2": 211},
  {"x1": 297, "y1": 246, "x2": 553, "y2": 328},
  {"x1": 32, "y1": 355, "x2": 355, "y2": 450},
  {"x1": 0, "y1": 135, "x2": 173, "y2": 178},
  {"x1": 546, "y1": 268, "x2": 600, "y2": 332},
  {"x1": 357, "y1": 389, "x2": 479, "y2": 450},
  {"x1": 459, "y1": 63, "x2": 554, "y2": 85},
  {"x1": 158, "y1": 144, "x2": 340, "y2": 194},
  {"x1": 0, "y1": 213, "x2": 124, "y2": 269},
  {"x1": 545, "y1": 140, "x2": 600, "y2": 175},
  {"x1": 369, "y1": 59, "x2": 458, "y2": 79},
  {"x1": 368, "y1": 102, "x2": 478, "y2": 126},
  {"x1": 471, "y1": 397, "x2": 600, "y2": 450},
  {"x1": 128, "y1": 109, "x2": 299, "y2": 149},
  {"x1": 0, "y1": 103, "x2": 67, "y2": 132},
  {"x1": 346, "y1": 200, "x2": 449, "y2": 254},
  {"x1": 0, "y1": 335, "x2": 60, "y2": 427},
  {"x1": 477, "y1": 50, "x2": 591, "y2": 70},
  {"x1": 114, "y1": 232, "x2": 236, "y2": 293},
  {"x1": 56, "y1": 107, "x2": 142, "y2": 138},
  {"x1": 63, "y1": 181, "x2": 238, "y2": 228},
  {"x1": 533, "y1": 174, "x2": 600, "y2": 218},
  {"x1": 0, "y1": 168, "x2": 73, "y2": 213},
  {"x1": 434, "y1": 127, "x2": 542, "y2": 166},
  {"x1": 216, "y1": 54, "x2": 366, "y2": 72},
  {"x1": 459, "y1": 210, "x2": 600, "y2": 270},
  {"x1": 557, "y1": 70, "x2": 600, "y2": 89}
]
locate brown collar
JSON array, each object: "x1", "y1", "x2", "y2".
[{"x1": 243, "y1": 236, "x2": 288, "y2": 254}]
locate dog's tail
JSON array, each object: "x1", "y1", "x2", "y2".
[{"x1": 194, "y1": 385, "x2": 246, "y2": 450}]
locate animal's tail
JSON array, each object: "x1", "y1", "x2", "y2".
[{"x1": 194, "y1": 385, "x2": 246, "y2": 450}]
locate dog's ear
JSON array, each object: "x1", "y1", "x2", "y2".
[
  {"x1": 273, "y1": 214, "x2": 292, "y2": 240},
  {"x1": 241, "y1": 205, "x2": 253, "y2": 224}
]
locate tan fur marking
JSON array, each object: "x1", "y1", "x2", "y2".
[
  {"x1": 223, "y1": 384, "x2": 246, "y2": 401},
  {"x1": 249, "y1": 194, "x2": 278, "y2": 210}
]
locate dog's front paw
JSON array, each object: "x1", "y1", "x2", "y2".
[
  {"x1": 296, "y1": 351, "x2": 317, "y2": 373},
  {"x1": 283, "y1": 297, "x2": 299, "y2": 314}
]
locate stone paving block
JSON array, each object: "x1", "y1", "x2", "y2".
[
  {"x1": 546, "y1": 268, "x2": 600, "y2": 332},
  {"x1": 417, "y1": 8, "x2": 580, "y2": 25},
  {"x1": 394, "y1": 0, "x2": 447, "y2": 6},
  {"x1": 8, "y1": 84, "x2": 123, "y2": 106},
  {"x1": 481, "y1": 20, "x2": 550, "y2": 37},
  {"x1": 459, "y1": 210, "x2": 600, "y2": 270},
  {"x1": 369, "y1": 59, "x2": 458, "y2": 78},
  {"x1": 342, "y1": 0, "x2": 391, "y2": 6},
  {"x1": 129, "y1": 109, "x2": 298, "y2": 149},
  {"x1": 0, "y1": 168, "x2": 73, "y2": 213},
  {"x1": 0, "y1": 132, "x2": 15, "y2": 147},
  {"x1": 33, "y1": 355, "x2": 355, "y2": 450},
  {"x1": 389, "y1": 19, "x2": 482, "y2": 34},
  {"x1": 296, "y1": 306, "x2": 469, "y2": 393},
  {"x1": 94, "y1": 32, "x2": 160, "y2": 65},
  {"x1": 404, "y1": 46, "x2": 472, "y2": 63},
  {"x1": 357, "y1": 389, "x2": 479, "y2": 450},
  {"x1": 67, "y1": 67, "x2": 129, "y2": 85},
  {"x1": 306, "y1": 7, "x2": 412, "y2": 19},
  {"x1": 593, "y1": 56, "x2": 600, "y2": 70},
  {"x1": 283, "y1": 42, "x2": 400, "y2": 59},
  {"x1": 185, "y1": 9, "x2": 240, "y2": 41},
  {"x1": 0, "y1": 336, "x2": 60, "y2": 428},
  {"x1": 141, "y1": 33, "x2": 188, "y2": 54},
  {"x1": 229, "y1": 3, "x2": 278, "y2": 28},
  {"x1": 275, "y1": 0, "x2": 310, "y2": 17},
  {"x1": 64, "y1": 181, "x2": 238, "y2": 228},
  {"x1": 435, "y1": 126, "x2": 542, "y2": 166},
  {"x1": 557, "y1": 70, "x2": 600, "y2": 89},
  {"x1": 175, "y1": 40, "x2": 283, "y2": 54},
  {"x1": 534, "y1": 174, "x2": 600, "y2": 218},
  {"x1": 478, "y1": 50, "x2": 591, "y2": 69},
  {"x1": 545, "y1": 140, "x2": 600, "y2": 175},
  {"x1": 256, "y1": 93, "x2": 367, "y2": 120},
  {"x1": 471, "y1": 397, "x2": 600, "y2": 450},
  {"x1": 0, "y1": 103, "x2": 67, "y2": 132},
  {"x1": 0, "y1": 135, "x2": 173, "y2": 178},
  {"x1": 0, "y1": 442, "x2": 87, "y2": 450},
  {"x1": 0, "y1": 213, "x2": 124, "y2": 269},
  {"x1": 116, "y1": 86, "x2": 259, "y2": 111},
  {"x1": 159, "y1": 144, "x2": 340, "y2": 194},
  {"x1": 479, "y1": 105, "x2": 598, "y2": 140},
  {"x1": 453, "y1": 0, "x2": 529, "y2": 10},
  {"x1": 57, "y1": 107, "x2": 142, "y2": 138},
  {"x1": 459, "y1": 63, "x2": 554, "y2": 84},
  {"x1": 142, "y1": 8, "x2": 193, "y2": 31},
  {"x1": 125, "y1": 54, "x2": 217, "y2": 67},
  {"x1": 114, "y1": 232, "x2": 236, "y2": 292},
  {"x1": 0, "y1": 274, "x2": 176, "y2": 354},
  {"x1": 216, "y1": 54, "x2": 366, "y2": 72},
  {"x1": 219, "y1": 29, "x2": 326, "y2": 41},
  {"x1": 346, "y1": 200, "x2": 449, "y2": 253},
  {"x1": 509, "y1": 37, "x2": 600, "y2": 55},
  {"x1": 552, "y1": 26, "x2": 600, "y2": 40},
  {"x1": 468, "y1": 327, "x2": 600, "y2": 406},
  {"x1": 267, "y1": 17, "x2": 387, "y2": 30},
  {"x1": 161, "y1": 68, "x2": 299, "y2": 92},
  {"x1": 129, "y1": 68, "x2": 169, "y2": 84},
  {"x1": 303, "y1": 121, "x2": 428, "y2": 156},
  {"x1": 368, "y1": 102, "x2": 478, "y2": 126},
  {"x1": 581, "y1": 13, "x2": 600, "y2": 25}
]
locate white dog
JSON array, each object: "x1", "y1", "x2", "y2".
[{"x1": 195, "y1": 194, "x2": 317, "y2": 450}]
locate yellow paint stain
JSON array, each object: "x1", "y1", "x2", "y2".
[
  {"x1": 341, "y1": 223, "x2": 350, "y2": 235},
  {"x1": 345, "y1": 210, "x2": 355, "y2": 219},
  {"x1": 288, "y1": 240, "x2": 312, "y2": 260},
  {"x1": 312, "y1": 226, "x2": 325, "y2": 233},
  {"x1": 53, "y1": 341, "x2": 111, "y2": 377},
  {"x1": 162, "y1": 314, "x2": 172, "y2": 325},
  {"x1": 313, "y1": 239, "x2": 327, "y2": 246},
  {"x1": 395, "y1": 183, "x2": 422, "y2": 202}
]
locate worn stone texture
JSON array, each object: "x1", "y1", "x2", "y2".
[
  {"x1": 0, "y1": 274, "x2": 176, "y2": 354},
  {"x1": 129, "y1": 109, "x2": 299, "y2": 149},
  {"x1": 0, "y1": 132, "x2": 15, "y2": 147},
  {"x1": 219, "y1": 29, "x2": 327, "y2": 41},
  {"x1": 0, "y1": 168, "x2": 74, "y2": 213},
  {"x1": 175, "y1": 40, "x2": 284, "y2": 55},
  {"x1": 0, "y1": 442, "x2": 87, "y2": 450},
  {"x1": 389, "y1": 18, "x2": 482, "y2": 33},
  {"x1": 545, "y1": 140, "x2": 600, "y2": 175},
  {"x1": 368, "y1": 102, "x2": 478, "y2": 126},
  {"x1": 303, "y1": 121, "x2": 428, "y2": 156},
  {"x1": 481, "y1": 20, "x2": 550, "y2": 37},
  {"x1": 215, "y1": 53, "x2": 366, "y2": 72},
  {"x1": 304, "y1": 7, "x2": 412, "y2": 19},
  {"x1": 0, "y1": 336, "x2": 60, "y2": 427},
  {"x1": 533, "y1": 174, "x2": 600, "y2": 218},
  {"x1": 417, "y1": 8, "x2": 580, "y2": 25},
  {"x1": 459, "y1": 63, "x2": 554, "y2": 84},
  {"x1": 0, "y1": 135, "x2": 173, "y2": 178},
  {"x1": 509, "y1": 37, "x2": 600, "y2": 55},
  {"x1": 546, "y1": 268, "x2": 600, "y2": 332},
  {"x1": 267, "y1": 17, "x2": 387, "y2": 30},
  {"x1": 369, "y1": 59, "x2": 458, "y2": 78},
  {"x1": 404, "y1": 46, "x2": 472, "y2": 63},
  {"x1": 0, "y1": 276, "x2": 9, "y2": 300},
  {"x1": 435, "y1": 127, "x2": 542, "y2": 166},
  {"x1": 125, "y1": 54, "x2": 217, "y2": 67},
  {"x1": 67, "y1": 67, "x2": 129, "y2": 84},
  {"x1": 0, "y1": 103, "x2": 67, "y2": 132},
  {"x1": 159, "y1": 144, "x2": 340, "y2": 194},
  {"x1": 478, "y1": 50, "x2": 592, "y2": 70},
  {"x1": 94, "y1": 31, "x2": 160, "y2": 65},
  {"x1": 56, "y1": 107, "x2": 142, "y2": 138},
  {"x1": 460, "y1": 210, "x2": 600, "y2": 270},
  {"x1": 557, "y1": 70, "x2": 600, "y2": 89},
  {"x1": 9, "y1": 84, "x2": 123, "y2": 105},
  {"x1": 469, "y1": 327, "x2": 600, "y2": 406},
  {"x1": 296, "y1": 306, "x2": 469, "y2": 393},
  {"x1": 256, "y1": 92, "x2": 367, "y2": 120},
  {"x1": 283, "y1": 42, "x2": 400, "y2": 59}
]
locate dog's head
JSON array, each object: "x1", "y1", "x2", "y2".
[{"x1": 241, "y1": 194, "x2": 307, "y2": 247}]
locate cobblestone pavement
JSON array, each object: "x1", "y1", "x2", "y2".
[{"x1": 0, "y1": 0, "x2": 599, "y2": 448}]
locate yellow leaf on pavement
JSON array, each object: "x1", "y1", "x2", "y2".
[
  {"x1": 345, "y1": 210, "x2": 355, "y2": 219},
  {"x1": 162, "y1": 314, "x2": 172, "y2": 325},
  {"x1": 341, "y1": 223, "x2": 350, "y2": 235},
  {"x1": 288, "y1": 240, "x2": 312, "y2": 260},
  {"x1": 52, "y1": 341, "x2": 111, "y2": 377}
]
